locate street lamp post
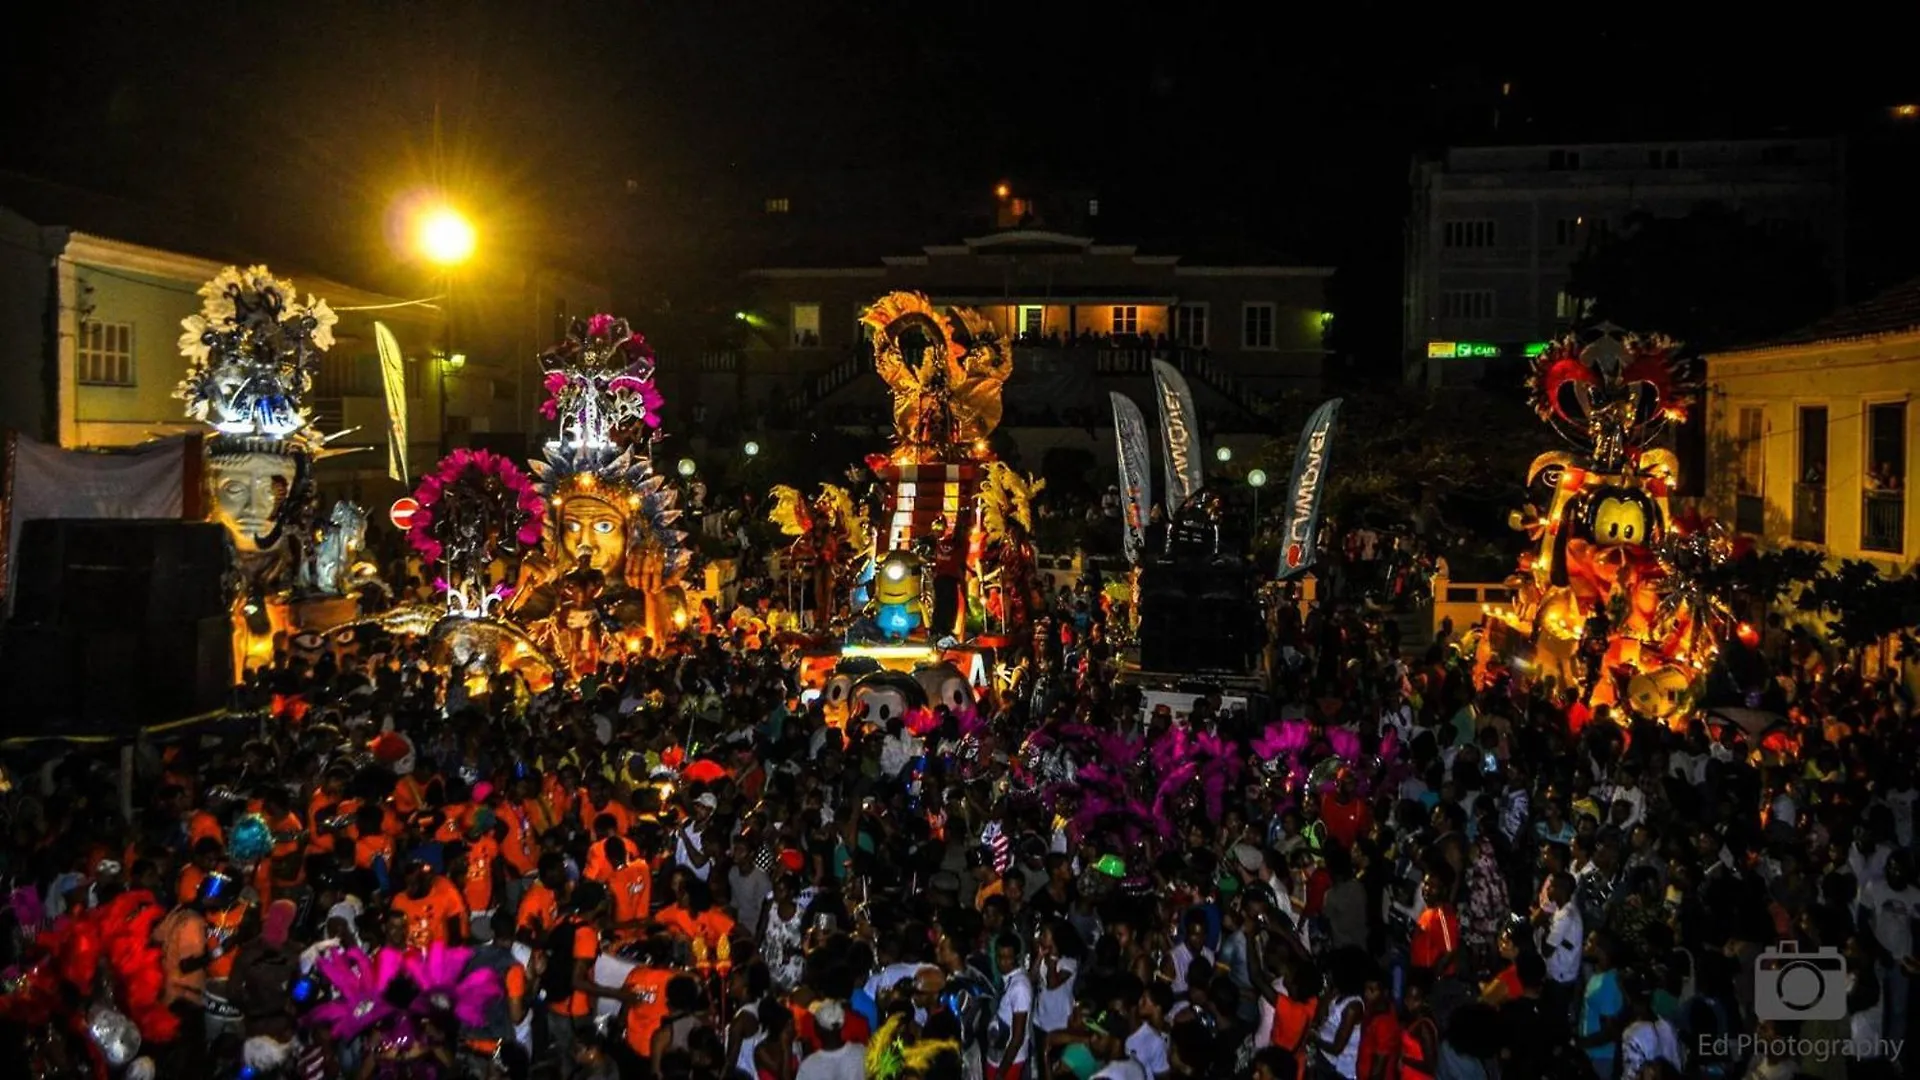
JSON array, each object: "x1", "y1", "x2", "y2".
[
  {"x1": 415, "y1": 205, "x2": 476, "y2": 458},
  {"x1": 1247, "y1": 468, "x2": 1269, "y2": 529}
]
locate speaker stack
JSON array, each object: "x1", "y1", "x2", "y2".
[
  {"x1": 1136, "y1": 558, "x2": 1263, "y2": 675},
  {"x1": 2, "y1": 520, "x2": 233, "y2": 737}
]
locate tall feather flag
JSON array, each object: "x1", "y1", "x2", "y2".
[
  {"x1": 1110, "y1": 392, "x2": 1153, "y2": 565},
  {"x1": 374, "y1": 322, "x2": 409, "y2": 483},
  {"x1": 1149, "y1": 359, "x2": 1203, "y2": 511},
  {"x1": 1276, "y1": 398, "x2": 1343, "y2": 581}
]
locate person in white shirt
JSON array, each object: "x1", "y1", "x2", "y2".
[
  {"x1": 988, "y1": 936, "x2": 1033, "y2": 1080},
  {"x1": 1860, "y1": 854, "x2": 1920, "y2": 1057},
  {"x1": 1618, "y1": 982, "x2": 1682, "y2": 1080},
  {"x1": 796, "y1": 1000, "x2": 866, "y2": 1080},
  {"x1": 1167, "y1": 915, "x2": 1215, "y2": 998},
  {"x1": 1126, "y1": 986, "x2": 1173, "y2": 1080},
  {"x1": 1031, "y1": 922, "x2": 1080, "y2": 1040},
  {"x1": 1534, "y1": 872, "x2": 1583, "y2": 1015},
  {"x1": 675, "y1": 794, "x2": 719, "y2": 881}
]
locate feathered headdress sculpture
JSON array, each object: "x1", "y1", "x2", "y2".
[
  {"x1": 175, "y1": 265, "x2": 339, "y2": 456},
  {"x1": 979, "y1": 462, "x2": 1045, "y2": 541},
  {"x1": 408, "y1": 449, "x2": 547, "y2": 617},
  {"x1": 1527, "y1": 326, "x2": 1693, "y2": 474},
  {"x1": 306, "y1": 944, "x2": 500, "y2": 1047},
  {"x1": 866, "y1": 1014, "x2": 961, "y2": 1080},
  {"x1": 537, "y1": 314, "x2": 664, "y2": 451}
]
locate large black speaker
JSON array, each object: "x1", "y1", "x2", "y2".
[
  {"x1": 10, "y1": 520, "x2": 228, "y2": 626},
  {"x1": 0, "y1": 617, "x2": 231, "y2": 736},
  {"x1": 1137, "y1": 560, "x2": 1262, "y2": 674}
]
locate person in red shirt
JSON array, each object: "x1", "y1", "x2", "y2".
[
  {"x1": 1408, "y1": 871, "x2": 1460, "y2": 980},
  {"x1": 1354, "y1": 973, "x2": 1401, "y2": 1080},
  {"x1": 1317, "y1": 768, "x2": 1373, "y2": 852}
]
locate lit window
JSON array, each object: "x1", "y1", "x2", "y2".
[
  {"x1": 1174, "y1": 303, "x2": 1208, "y2": 348},
  {"x1": 1017, "y1": 306, "x2": 1045, "y2": 337},
  {"x1": 1440, "y1": 290, "x2": 1495, "y2": 321},
  {"x1": 791, "y1": 303, "x2": 822, "y2": 347},
  {"x1": 1241, "y1": 303, "x2": 1276, "y2": 350},
  {"x1": 1087, "y1": 199, "x2": 1100, "y2": 217},
  {"x1": 1555, "y1": 291, "x2": 1591, "y2": 319},
  {"x1": 765, "y1": 197, "x2": 790, "y2": 214},
  {"x1": 1110, "y1": 306, "x2": 1138, "y2": 335},
  {"x1": 77, "y1": 320, "x2": 134, "y2": 386},
  {"x1": 1442, "y1": 220, "x2": 1497, "y2": 248}
]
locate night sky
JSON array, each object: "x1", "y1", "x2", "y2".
[{"x1": 4, "y1": 2, "x2": 1913, "y2": 357}]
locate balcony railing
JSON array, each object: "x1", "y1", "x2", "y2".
[
  {"x1": 1862, "y1": 490, "x2": 1905, "y2": 554},
  {"x1": 1734, "y1": 493, "x2": 1766, "y2": 536},
  {"x1": 1792, "y1": 484, "x2": 1826, "y2": 544}
]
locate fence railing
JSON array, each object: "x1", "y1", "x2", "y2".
[{"x1": 1862, "y1": 490, "x2": 1905, "y2": 554}]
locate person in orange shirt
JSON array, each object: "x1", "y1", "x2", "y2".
[
  {"x1": 460, "y1": 914, "x2": 530, "y2": 1066},
  {"x1": 577, "y1": 778, "x2": 634, "y2": 838},
  {"x1": 543, "y1": 768, "x2": 578, "y2": 827},
  {"x1": 450, "y1": 811, "x2": 504, "y2": 917},
  {"x1": 654, "y1": 879, "x2": 735, "y2": 971},
  {"x1": 541, "y1": 881, "x2": 638, "y2": 1064},
  {"x1": 620, "y1": 939, "x2": 676, "y2": 1062},
  {"x1": 583, "y1": 816, "x2": 642, "y2": 884},
  {"x1": 307, "y1": 768, "x2": 352, "y2": 841},
  {"x1": 497, "y1": 798, "x2": 540, "y2": 880},
  {"x1": 390, "y1": 760, "x2": 434, "y2": 817},
  {"x1": 350, "y1": 804, "x2": 398, "y2": 887},
  {"x1": 601, "y1": 838, "x2": 653, "y2": 943},
  {"x1": 391, "y1": 860, "x2": 469, "y2": 950},
  {"x1": 176, "y1": 837, "x2": 224, "y2": 906},
  {"x1": 516, "y1": 853, "x2": 569, "y2": 939}
]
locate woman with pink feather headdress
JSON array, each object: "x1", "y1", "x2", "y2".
[{"x1": 303, "y1": 942, "x2": 502, "y2": 1080}]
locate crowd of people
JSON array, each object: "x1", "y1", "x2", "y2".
[{"x1": 2, "y1": 525, "x2": 1917, "y2": 1080}]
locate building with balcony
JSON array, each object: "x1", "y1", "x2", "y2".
[
  {"x1": 1705, "y1": 277, "x2": 1919, "y2": 572},
  {"x1": 689, "y1": 230, "x2": 1330, "y2": 432},
  {"x1": 1405, "y1": 138, "x2": 1845, "y2": 388},
  {"x1": 0, "y1": 190, "x2": 609, "y2": 507}
]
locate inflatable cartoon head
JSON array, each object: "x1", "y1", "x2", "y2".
[
  {"x1": 822, "y1": 656, "x2": 882, "y2": 729},
  {"x1": 851, "y1": 670, "x2": 927, "y2": 728},
  {"x1": 914, "y1": 661, "x2": 976, "y2": 717},
  {"x1": 1551, "y1": 484, "x2": 1664, "y2": 587}
]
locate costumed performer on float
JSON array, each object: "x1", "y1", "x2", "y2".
[
  {"x1": 504, "y1": 314, "x2": 691, "y2": 676},
  {"x1": 767, "y1": 483, "x2": 872, "y2": 628},
  {"x1": 174, "y1": 265, "x2": 376, "y2": 676},
  {"x1": 1480, "y1": 325, "x2": 1737, "y2": 724}
]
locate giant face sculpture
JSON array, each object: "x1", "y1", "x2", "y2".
[
  {"x1": 209, "y1": 451, "x2": 297, "y2": 553},
  {"x1": 559, "y1": 494, "x2": 629, "y2": 576}
]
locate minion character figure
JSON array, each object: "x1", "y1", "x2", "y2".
[{"x1": 873, "y1": 548, "x2": 925, "y2": 641}]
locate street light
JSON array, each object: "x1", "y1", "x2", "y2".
[
  {"x1": 1247, "y1": 468, "x2": 1268, "y2": 524},
  {"x1": 743, "y1": 441, "x2": 760, "y2": 458},
  {"x1": 410, "y1": 205, "x2": 475, "y2": 456},
  {"x1": 417, "y1": 207, "x2": 476, "y2": 267},
  {"x1": 1215, "y1": 446, "x2": 1233, "y2": 463},
  {"x1": 676, "y1": 458, "x2": 697, "y2": 478}
]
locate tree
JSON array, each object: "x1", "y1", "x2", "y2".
[
  {"x1": 1565, "y1": 203, "x2": 1835, "y2": 353},
  {"x1": 1265, "y1": 387, "x2": 1553, "y2": 546},
  {"x1": 1796, "y1": 560, "x2": 1920, "y2": 667}
]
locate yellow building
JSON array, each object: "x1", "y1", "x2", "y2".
[{"x1": 1705, "y1": 278, "x2": 1919, "y2": 572}]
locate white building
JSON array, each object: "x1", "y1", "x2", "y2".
[{"x1": 1404, "y1": 138, "x2": 1845, "y2": 387}]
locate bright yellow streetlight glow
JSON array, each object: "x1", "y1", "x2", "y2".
[
  {"x1": 416, "y1": 206, "x2": 476, "y2": 266},
  {"x1": 995, "y1": 183, "x2": 1011, "y2": 199}
]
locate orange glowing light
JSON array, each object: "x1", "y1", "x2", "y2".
[{"x1": 995, "y1": 183, "x2": 1011, "y2": 199}]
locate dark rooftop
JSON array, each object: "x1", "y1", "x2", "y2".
[{"x1": 1738, "y1": 276, "x2": 1920, "y2": 350}]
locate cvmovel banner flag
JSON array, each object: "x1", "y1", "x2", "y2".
[
  {"x1": 1110, "y1": 392, "x2": 1153, "y2": 565},
  {"x1": 1276, "y1": 397, "x2": 1343, "y2": 581},
  {"x1": 1149, "y1": 359, "x2": 1203, "y2": 510}
]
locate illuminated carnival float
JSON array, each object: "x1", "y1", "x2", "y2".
[
  {"x1": 174, "y1": 266, "x2": 378, "y2": 675},
  {"x1": 1477, "y1": 326, "x2": 1739, "y2": 724},
  {"x1": 776, "y1": 292, "x2": 1044, "y2": 725}
]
